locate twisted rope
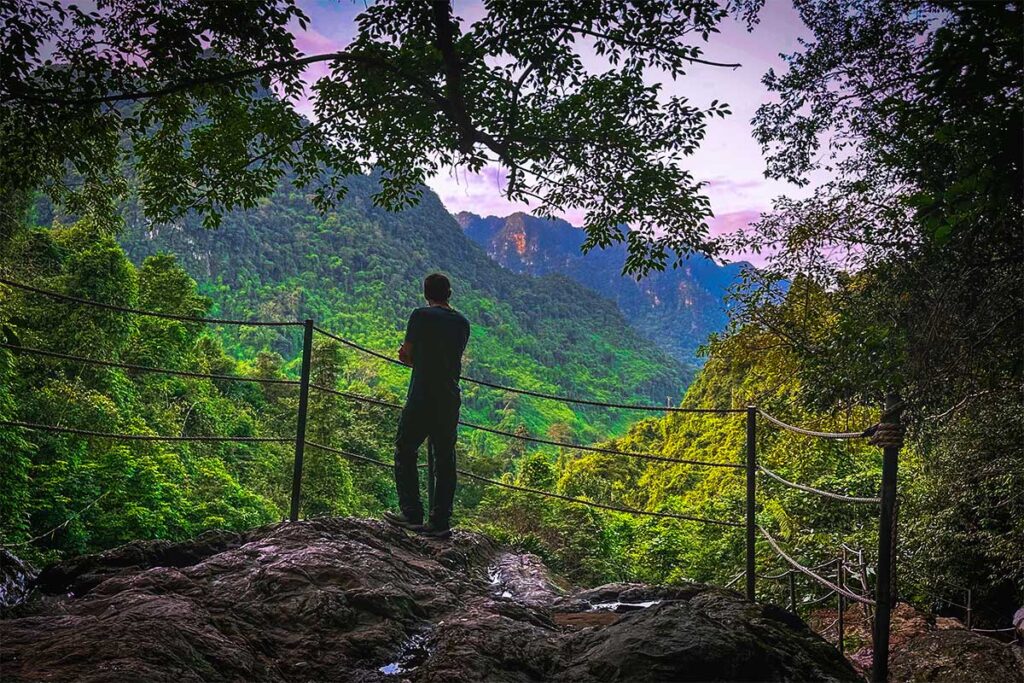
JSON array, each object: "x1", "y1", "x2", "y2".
[
  {"x1": 2, "y1": 420, "x2": 292, "y2": 443},
  {"x1": 757, "y1": 464, "x2": 881, "y2": 504},
  {"x1": 866, "y1": 422, "x2": 905, "y2": 449},
  {"x1": 758, "y1": 525, "x2": 876, "y2": 606},
  {"x1": 303, "y1": 440, "x2": 743, "y2": 528},
  {"x1": 757, "y1": 409, "x2": 871, "y2": 439},
  {"x1": 309, "y1": 383, "x2": 744, "y2": 469},
  {"x1": 1, "y1": 490, "x2": 110, "y2": 547},
  {"x1": 724, "y1": 570, "x2": 746, "y2": 589},
  {"x1": 311, "y1": 325, "x2": 743, "y2": 414},
  {"x1": 759, "y1": 558, "x2": 839, "y2": 580},
  {"x1": 1, "y1": 343, "x2": 300, "y2": 386},
  {"x1": 802, "y1": 590, "x2": 838, "y2": 607},
  {"x1": 0, "y1": 276, "x2": 302, "y2": 326},
  {"x1": 971, "y1": 627, "x2": 1016, "y2": 633}
]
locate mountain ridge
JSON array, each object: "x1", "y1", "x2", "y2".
[{"x1": 456, "y1": 211, "x2": 749, "y2": 363}]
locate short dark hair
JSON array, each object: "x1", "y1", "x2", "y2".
[{"x1": 424, "y1": 273, "x2": 452, "y2": 302}]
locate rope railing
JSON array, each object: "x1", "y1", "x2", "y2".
[
  {"x1": 802, "y1": 589, "x2": 838, "y2": 607},
  {"x1": 1, "y1": 420, "x2": 293, "y2": 443},
  {"x1": 0, "y1": 276, "x2": 303, "y2": 327},
  {"x1": 724, "y1": 570, "x2": 746, "y2": 589},
  {"x1": 1, "y1": 490, "x2": 111, "y2": 548},
  {"x1": 757, "y1": 408, "x2": 871, "y2": 439},
  {"x1": 757, "y1": 464, "x2": 881, "y2": 504},
  {"x1": 1, "y1": 342, "x2": 301, "y2": 386},
  {"x1": 303, "y1": 440, "x2": 744, "y2": 528},
  {"x1": 757, "y1": 524, "x2": 876, "y2": 606},
  {"x1": 309, "y1": 383, "x2": 744, "y2": 469},
  {"x1": 758, "y1": 558, "x2": 839, "y2": 581},
  {"x1": 311, "y1": 324, "x2": 743, "y2": 415},
  {"x1": 971, "y1": 627, "x2": 1016, "y2": 634},
  {"x1": 4, "y1": 272, "x2": 917, "y2": 676}
]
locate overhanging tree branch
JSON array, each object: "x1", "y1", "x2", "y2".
[{"x1": 3, "y1": 51, "x2": 384, "y2": 107}]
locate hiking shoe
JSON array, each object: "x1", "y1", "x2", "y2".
[
  {"x1": 384, "y1": 511, "x2": 423, "y2": 529},
  {"x1": 414, "y1": 522, "x2": 452, "y2": 539}
]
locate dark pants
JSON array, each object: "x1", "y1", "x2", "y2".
[{"x1": 394, "y1": 396, "x2": 459, "y2": 525}]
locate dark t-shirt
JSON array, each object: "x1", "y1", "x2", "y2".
[{"x1": 404, "y1": 305, "x2": 470, "y2": 402}]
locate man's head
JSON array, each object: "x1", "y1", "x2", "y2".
[{"x1": 424, "y1": 273, "x2": 452, "y2": 304}]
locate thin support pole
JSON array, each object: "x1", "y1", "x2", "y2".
[
  {"x1": 788, "y1": 571, "x2": 797, "y2": 613},
  {"x1": 289, "y1": 319, "x2": 315, "y2": 522},
  {"x1": 838, "y1": 557, "x2": 846, "y2": 656},
  {"x1": 427, "y1": 437, "x2": 435, "y2": 519},
  {"x1": 872, "y1": 392, "x2": 901, "y2": 682},
  {"x1": 746, "y1": 405, "x2": 757, "y2": 602},
  {"x1": 966, "y1": 589, "x2": 973, "y2": 631}
]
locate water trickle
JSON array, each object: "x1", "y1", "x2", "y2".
[
  {"x1": 378, "y1": 632, "x2": 431, "y2": 676},
  {"x1": 0, "y1": 549, "x2": 36, "y2": 609},
  {"x1": 588, "y1": 599, "x2": 662, "y2": 613}
]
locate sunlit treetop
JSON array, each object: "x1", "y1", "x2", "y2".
[{"x1": 1, "y1": 0, "x2": 763, "y2": 276}]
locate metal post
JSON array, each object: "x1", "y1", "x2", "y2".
[
  {"x1": 289, "y1": 318, "x2": 314, "y2": 522},
  {"x1": 965, "y1": 588, "x2": 973, "y2": 631},
  {"x1": 872, "y1": 392, "x2": 901, "y2": 682},
  {"x1": 788, "y1": 571, "x2": 796, "y2": 613},
  {"x1": 746, "y1": 405, "x2": 757, "y2": 602},
  {"x1": 426, "y1": 437, "x2": 435, "y2": 519},
  {"x1": 837, "y1": 557, "x2": 845, "y2": 656}
]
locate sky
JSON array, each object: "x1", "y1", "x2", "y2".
[{"x1": 292, "y1": 0, "x2": 822, "y2": 263}]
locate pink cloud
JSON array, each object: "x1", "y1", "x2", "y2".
[
  {"x1": 708, "y1": 209, "x2": 772, "y2": 267},
  {"x1": 430, "y1": 164, "x2": 588, "y2": 225},
  {"x1": 708, "y1": 209, "x2": 764, "y2": 237}
]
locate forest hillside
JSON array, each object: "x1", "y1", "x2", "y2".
[{"x1": 109, "y1": 175, "x2": 690, "y2": 442}]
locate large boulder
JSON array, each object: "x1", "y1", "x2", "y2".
[
  {"x1": 888, "y1": 629, "x2": 1024, "y2": 682},
  {"x1": 0, "y1": 518, "x2": 859, "y2": 682}
]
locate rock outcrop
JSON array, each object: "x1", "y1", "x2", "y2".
[
  {"x1": 1, "y1": 518, "x2": 859, "y2": 682},
  {"x1": 888, "y1": 629, "x2": 1024, "y2": 682}
]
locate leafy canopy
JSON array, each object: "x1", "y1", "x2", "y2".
[{"x1": 1, "y1": 0, "x2": 758, "y2": 275}]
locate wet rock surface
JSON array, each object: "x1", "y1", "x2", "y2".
[
  {"x1": 1, "y1": 518, "x2": 860, "y2": 682},
  {"x1": 0, "y1": 548, "x2": 36, "y2": 610}
]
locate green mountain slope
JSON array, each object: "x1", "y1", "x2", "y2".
[
  {"x1": 115, "y1": 175, "x2": 690, "y2": 445},
  {"x1": 458, "y1": 211, "x2": 747, "y2": 364}
]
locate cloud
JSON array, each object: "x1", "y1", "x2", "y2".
[
  {"x1": 708, "y1": 209, "x2": 763, "y2": 237},
  {"x1": 427, "y1": 165, "x2": 587, "y2": 225}
]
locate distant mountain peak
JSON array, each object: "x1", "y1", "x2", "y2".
[{"x1": 459, "y1": 212, "x2": 745, "y2": 364}]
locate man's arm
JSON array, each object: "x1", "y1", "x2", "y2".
[{"x1": 399, "y1": 309, "x2": 419, "y2": 366}]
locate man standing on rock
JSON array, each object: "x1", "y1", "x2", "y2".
[{"x1": 385, "y1": 273, "x2": 470, "y2": 539}]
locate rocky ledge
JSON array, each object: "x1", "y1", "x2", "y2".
[{"x1": 1, "y1": 518, "x2": 859, "y2": 682}]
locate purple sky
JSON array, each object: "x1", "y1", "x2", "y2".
[{"x1": 292, "y1": 1, "x2": 822, "y2": 264}]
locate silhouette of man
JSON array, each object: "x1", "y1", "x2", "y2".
[{"x1": 384, "y1": 273, "x2": 470, "y2": 538}]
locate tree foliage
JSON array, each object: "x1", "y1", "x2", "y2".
[
  {"x1": 0, "y1": 197, "x2": 397, "y2": 559},
  {"x1": 1, "y1": 0, "x2": 759, "y2": 275},
  {"x1": 713, "y1": 0, "x2": 1022, "y2": 621}
]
